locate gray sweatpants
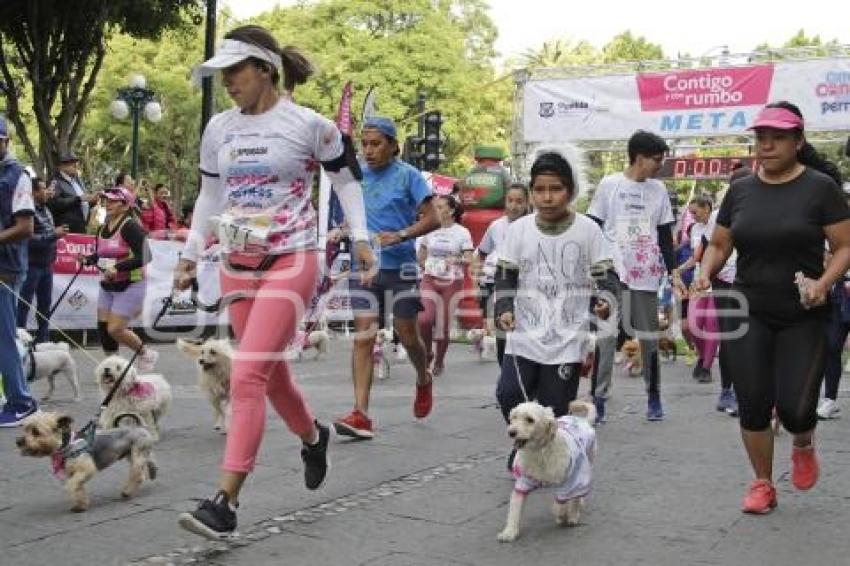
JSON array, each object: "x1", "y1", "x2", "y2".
[{"x1": 593, "y1": 283, "x2": 661, "y2": 399}]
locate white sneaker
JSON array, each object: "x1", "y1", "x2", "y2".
[
  {"x1": 816, "y1": 398, "x2": 840, "y2": 420},
  {"x1": 137, "y1": 347, "x2": 159, "y2": 372}
]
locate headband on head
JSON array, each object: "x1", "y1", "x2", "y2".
[
  {"x1": 748, "y1": 107, "x2": 804, "y2": 131},
  {"x1": 196, "y1": 39, "x2": 282, "y2": 78}
]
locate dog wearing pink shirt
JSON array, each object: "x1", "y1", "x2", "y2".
[
  {"x1": 498, "y1": 400, "x2": 597, "y2": 542},
  {"x1": 94, "y1": 356, "x2": 172, "y2": 442}
]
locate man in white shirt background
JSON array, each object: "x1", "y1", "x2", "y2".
[{"x1": 587, "y1": 130, "x2": 678, "y2": 422}]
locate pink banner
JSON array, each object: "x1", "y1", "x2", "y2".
[
  {"x1": 429, "y1": 173, "x2": 457, "y2": 196},
  {"x1": 637, "y1": 65, "x2": 774, "y2": 111},
  {"x1": 54, "y1": 234, "x2": 98, "y2": 275}
]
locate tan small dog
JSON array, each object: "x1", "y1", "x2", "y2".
[
  {"x1": 621, "y1": 339, "x2": 642, "y2": 376},
  {"x1": 657, "y1": 314, "x2": 678, "y2": 363},
  {"x1": 498, "y1": 400, "x2": 597, "y2": 542},
  {"x1": 16, "y1": 412, "x2": 156, "y2": 512},
  {"x1": 177, "y1": 338, "x2": 232, "y2": 433}
]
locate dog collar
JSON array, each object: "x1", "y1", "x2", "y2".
[{"x1": 52, "y1": 432, "x2": 91, "y2": 480}]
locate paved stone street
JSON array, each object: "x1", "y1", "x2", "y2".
[{"x1": 2, "y1": 334, "x2": 849, "y2": 566}]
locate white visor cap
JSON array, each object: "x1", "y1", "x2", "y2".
[{"x1": 196, "y1": 39, "x2": 282, "y2": 78}]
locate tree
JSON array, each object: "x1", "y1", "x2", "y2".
[
  {"x1": 519, "y1": 38, "x2": 597, "y2": 69},
  {"x1": 601, "y1": 31, "x2": 664, "y2": 64},
  {"x1": 252, "y1": 0, "x2": 512, "y2": 175},
  {"x1": 0, "y1": 0, "x2": 202, "y2": 176}
]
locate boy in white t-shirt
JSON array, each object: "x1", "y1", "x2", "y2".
[
  {"x1": 494, "y1": 152, "x2": 611, "y2": 449},
  {"x1": 586, "y1": 130, "x2": 677, "y2": 421},
  {"x1": 474, "y1": 183, "x2": 529, "y2": 365}
]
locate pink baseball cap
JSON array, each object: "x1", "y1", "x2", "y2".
[
  {"x1": 748, "y1": 106, "x2": 804, "y2": 131},
  {"x1": 100, "y1": 186, "x2": 136, "y2": 206}
]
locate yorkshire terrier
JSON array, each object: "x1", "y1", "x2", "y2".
[{"x1": 16, "y1": 412, "x2": 157, "y2": 512}]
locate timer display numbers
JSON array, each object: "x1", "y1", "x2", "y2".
[{"x1": 658, "y1": 157, "x2": 756, "y2": 179}]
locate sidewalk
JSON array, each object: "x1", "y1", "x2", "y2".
[{"x1": 1, "y1": 339, "x2": 848, "y2": 565}]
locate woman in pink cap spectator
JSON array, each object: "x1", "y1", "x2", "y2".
[
  {"x1": 695, "y1": 101, "x2": 850, "y2": 514},
  {"x1": 86, "y1": 185, "x2": 157, "y2": 370}
]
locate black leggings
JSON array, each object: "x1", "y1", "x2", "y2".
[
  {"x1": 495, "y1": 355, "x2": 581, "y2": 422},
  {"x1": 725, "y1": 314, "x2": 827, "y2": 433}
]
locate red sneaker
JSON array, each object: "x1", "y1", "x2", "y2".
[
  {"x1": 791, "y1": 445, "x2": 819, "y2": 490},
  {"x1": 742, "y1": 479, "x2": 777, "y2": 514},
  {"x1": 413, "y1": 377, "x2": 433, "y2": 419},
  {"x1": 333, "y1": 409, "x2": 374, "y2": 439}
]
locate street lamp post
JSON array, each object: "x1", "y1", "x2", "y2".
[{"x1": 110, "y1": 74, "x2": 162, "y2": 179}]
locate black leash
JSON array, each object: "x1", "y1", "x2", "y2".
[{"x1": 46, "y1": 262, "x2": 85, "y2": 319}]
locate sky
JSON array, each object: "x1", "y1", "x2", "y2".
[{"x1": 221, "y1": 0, "x2": 850, "y2": 62}]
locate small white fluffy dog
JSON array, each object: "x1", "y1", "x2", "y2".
[
  {"x1": 466, "y1": 328, "x2": 497, "y2": 362},
  {"x1": 94, "y1": 355, "x2": 172, "y2": 441},
  {"x1": 373, "y1": 328, "x2": 407, "y2": 380},
  {"x1": 498, "y1": 400, "x2": 597, "y2": 542},
  {"x1": 287, "y1": 324, "x2": 330, "y2": 361},
  {"x1": 17, "y1": 328, "x2": 81, "y2": 401},
  {"x1": 176, "y1": 338, "x2": 232, "y2": 432}
]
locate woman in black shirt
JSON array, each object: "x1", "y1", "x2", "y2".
[{"x1": 695, "y1": 101, "x2": 850, "y2": 515}]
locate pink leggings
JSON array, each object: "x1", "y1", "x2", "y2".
[
  {"x1": 688, "y1": 294, "x2": 719, "y2": 370},
  {"x1": 220, "y1": 251, "x2": 319, "y2": 473},
  {"x1": 418, "y1": 274, "x2": 464, "y2": 367}
]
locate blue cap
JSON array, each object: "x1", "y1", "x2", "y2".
[
  {"x1": 0, "y1": 115, "x2": 8, "y2": 138},
  {"x1": 362, "y1": 116, "x2": 397, "y2": 140}
]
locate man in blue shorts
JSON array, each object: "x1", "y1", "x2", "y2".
[{"x1": 334, "y1": 116, "x2": 438, "y2": 439}]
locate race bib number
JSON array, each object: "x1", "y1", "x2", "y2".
[
  {"x1": 425, "y1": 257, "x2": 449, "y2": 278},
  {"x1": 615, "y1": 215, "x2": 652, "y2": 246},
  {"x1": 213, "y1": 213, "x2": 273, "y2": 252}
]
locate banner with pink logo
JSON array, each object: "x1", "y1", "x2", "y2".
[
  {"x1": 636, "y1": 65, "x2": 773, "y2": 111},
  {"x1": 522, "y1": 58, "x2": 850, "y2": 142}
]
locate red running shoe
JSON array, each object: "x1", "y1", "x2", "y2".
[
  {"x1": 333, "y1": 409, "x2": 374, "y2": 439},
  {"x1": 791, "y1": 445, "x2": 819, "y2": 490},
  {"x1": 742, "y1": 479, "x2": 777, "y2": 514},
  {"x1": 413, "y1": 377, "x2": 433, "y2": 419}
]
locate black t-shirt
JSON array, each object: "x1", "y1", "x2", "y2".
[{"x1": 717, "y1": 167, "x2": 850, "y2": 325}]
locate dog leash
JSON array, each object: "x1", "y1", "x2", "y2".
[{"x1": 507, "y1": 331, "x2": 530, "y2": 403}]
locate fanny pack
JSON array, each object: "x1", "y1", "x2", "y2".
[{"x1": 213, "y1": 213, "x2": 273, "y2": 253}]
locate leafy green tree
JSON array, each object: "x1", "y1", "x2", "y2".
[
  {"x1": 601, "y1": 31, "x2": 664, "y2": 63},
  {"x1": 0, "y1": 0, "x2": 202, "y2": 176},
  {"x1": 519, "y1": 39, "x2": 598, "y2": 69},
  {"x1": 251, "y1": 0, "x2": 512, "y2": 175}
]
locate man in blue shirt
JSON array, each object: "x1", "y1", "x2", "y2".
[
  {"x1": 0, "y1": 116, "x2": 38, "y2": 427},
  {"x1": 334, "y1": 116, "x2": 438, "y2": 439}
]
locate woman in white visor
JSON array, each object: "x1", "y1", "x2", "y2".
[{"x1": 175, "y1": 24, "x2": 375, "y2": 540}]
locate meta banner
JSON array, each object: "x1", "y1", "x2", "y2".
[{"x1": 522, "y1": 58, "x2": 850, "y2": 141}]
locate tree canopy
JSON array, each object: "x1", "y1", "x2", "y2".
[{"x1": 0, "y1": 0, "x2": 202, "y2": 176}]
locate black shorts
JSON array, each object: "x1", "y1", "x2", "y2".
[{"x1": 348, "y1": 269, "x2": 423, "y2": 323}]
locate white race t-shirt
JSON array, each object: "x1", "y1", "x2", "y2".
[
  {"x1": 477, "y1": 215, "x2": 511, "y2": 284},
  {"x1": 698, "y1": 209, "x2": 737, "y2": 283},
  {"x1": 587, "y1": 172, "x2": 674, "y2": 292},
  {"x1": 420, "y1": 223, "x2": 473, "y2": 280},
  {"x1": 199, "y1": 97, "x2": 344, "y2": 255},
  {"x1": 500, "y1": 213, "x2": 610, "y2": 365}
]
